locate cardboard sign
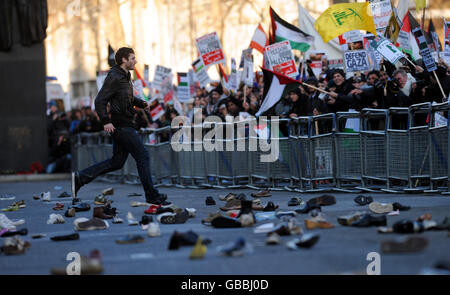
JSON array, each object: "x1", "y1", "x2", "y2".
[
  {"x1": 229, "y1": 58, "x2": 238, "y2": 91},
  {"x1": 344, "y1": 50, "x2": 370, "y2": 72},
  {"x1": 369, "y1": 0, "x2": 392, "y2": 34},
  {"x1": 153, "y1": 65, "x2": 172, "y2": 92},
  {"x1": 196, "y1": 32, "x2": 225, "y2": 67},
  {"x1": 265, "y1": 40, "x2": 298, "y2": 78},
  {"x1": 363, "y1": 34, "x2": 381, "y2": 70},
  {"x1": 328, "y1": 59, "x2": 345, "y2": 70},
  {"x1": 242, "y1": 59, "x2": 254, "y2": 87},
  {"x1": 370, "y1": 35, "x2": 405, "y2": 65},
  {"x1": 177, "y1": 72, "x2": 190, "y2": 103},
  {"x1": 150, "y1": 103, "x2": 165, "y2": 121},
  {"x1": 192, "y1": 57, "x2": 211, "y2": 88},
  {"x1": 411, "y1": 27, "x2": 438, "y2": 72}
]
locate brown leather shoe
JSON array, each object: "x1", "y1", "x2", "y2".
[
  {"x1": 93, "y1": 207, "x2": 113, "y2": 219},
  {"x1": 251, "y1": 190, "x2": 271, "y2": 198},
  {"x1": 305, "y1": 219, "x2": 335, "y2": 230}
]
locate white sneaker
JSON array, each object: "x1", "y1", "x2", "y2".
[
  {"x1": 41, "y1": 192, "x2": 51, "y2": 202},
  {"x1": 127, "y1": 212, "x2": 138, "y2": 226},
  {"x1": 47, "y1": 214, "x2": 65, "y2": 224},
  {"x1": 0, "y1": 213, "x2": 17, "y2": 230},
  {"x1": 186, "y1": 208, "x2": 196, "y2": 218},
  {"x1": 147, "y1": 222, "x2": 161, "y2": 237}
]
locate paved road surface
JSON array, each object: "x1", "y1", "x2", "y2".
[{"x1": 0, "y1": 180, "x2": 449, "y2": 275}]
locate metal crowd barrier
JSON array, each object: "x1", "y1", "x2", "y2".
[{"x1": 71, "y1": 105, "x2": 450, "y2": 194}]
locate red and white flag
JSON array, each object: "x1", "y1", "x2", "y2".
[{"x1": 249, "y1": 23, "x2": 269, "y2": 54}]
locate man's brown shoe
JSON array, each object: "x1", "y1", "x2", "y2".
[
  {"x1": 93, "y1": 207, "x2": 113, "y2": 219},
  {"x1": 251, "y1": 190, "x2": 271, "y2": 198}
]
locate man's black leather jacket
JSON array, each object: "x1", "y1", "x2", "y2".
[{"x1": 95, "y1": 65, "x2": 147, "y2": 128}]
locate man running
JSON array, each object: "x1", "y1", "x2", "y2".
[{"x1": 72, "y1": 47, "x2": 171, "y2": 207}]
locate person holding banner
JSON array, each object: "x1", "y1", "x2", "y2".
[
  {"x1": 71, "y1": 47, "x2": 171, "y2": 207},
  {"x1": 326, "y1": 69, "x2": 359, "y2": 112}
]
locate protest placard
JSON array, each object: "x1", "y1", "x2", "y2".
[
  {"x1": 153, "y1": 65, "x2": 171, "y2": 92},
  {"x1": 242, "y1": 59, "x2": 254, "y2": 87},
  {"x1": 344, "y1": 50, "x2": 370, "y2": 72},
  {"x1": 177, "y1": 72, "x2": 190, "y2": 103},
  {"x1": 229, "y1": 58, "x2": 238, "y2": 92},
  {"x1": 369, "y1": 0, "x2": 392, "y2": 35},
  {"x1": 192, "y1": 57, "x2": 211, "y2": 88},
  {"x1": 196, "y1": 32, "x2": 225, "y2": 67},
  {"x1": 265, "y1": 40, "x2": 298, "y2": 78},
  {"x1": 370, "y1": 35, "x2": 405, "y2": 65},
  {"x1": 411, "y1": 27, "x2": 437, "y2": 72}
]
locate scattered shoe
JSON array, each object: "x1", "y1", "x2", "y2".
[
  {"x1": 288, "y1": 197, "x2": 302, "y2": 206},
  {"x1": 0, "y1": 228, "x2": 28, "y2": 237},
  {"x1": 130, "y1": 201, "x2": 148, "y2": 207},
  {"x1": 353, "y1": 195, "x2": 373, "y2": 206},
  {"x1": 41, "y1": 192, "x2": 51, "y2": 202},
  {"x1": 220, "y1": 199, "x2": 241, "y2": 211},
  {"x1": 115, "y1": 234, "x2": 145, "y2": 245},
  {"x1": 53, "y1": 203, "x2": 64, "y2": 211},
  {"x1": 147, "y1": 222, "x2": 161, "y2": 237},
  {"x1": 369, "y1": 202, "x2": 393, "y2": 214},
  {"x1": 266, "y1": 232, "x2": 281, "y2": 245},
  {"x1": 211, "y1": 216, "x2": 242, "y2": 228},
  {"x1": 139, "y1": 215, "x2": 152, "y2": 230},
  {"x1": 186, "y1": 208, "x2": 196, "y2": 218},
  {"x1": 263, "y1": 201, "x2": 278, "y2": 212},
  {"x1": 47, "y1": 214, "x2": 65, "y2": 224},
  {"x1": 94, "y1": 195, "x2": 110, "y2": 205},
  {"x1": 307, "y1": 195, "x2": 336, "y2": 206},
  {"x1": 239, "y1": 214, "x2": 255, "y2": 227},
  {"x1": 305, "y1": 214, "x2": 334, "y2": 230},
  {"x1": 392, "y1": 220, "x2": 424, "y2": 233},
  {"x1": 101, "y1": 187, "x2": 114, "y2": 196},
  {"x1": 64, "y1": 208, "x2": 76, "y2": 218},
  {"x1": 351, "y1": 214, "x2": 387, "y2": 227},
  {"x1": 1, "y1": 236, "x2": 31, "y2": 255},
  {"x1": 202, "y1": 212, "x2": 223, "y2": 225},
  {"x1": 0, "y1": 214, "x2": 24, "y2": 230},
  {"x1": 337, "y1": 212, "x2": 365, "y2": 226},
  {"x1": 392, "y1": 202, "x2": 410, "y2": 211},
  {"x1": 144, "y1": 204, "x2": 161, "y2": 214},
  {"x1": 32, "y1": 233, "x2": 46, "y2": 239},
  {"x1": 0, "y1": 194, "x2": 15, "y2": 201},
  {"x1": 251, "y1": 190, "x2": 271, "y2": 198},
  {"x1": 155, "y1": 206, "x2": 174, "y2": 215},
  {"x1": 1, "y1": 205, "x2": 19, "y2": 212},
  {"x1": 287, "y1": 233, "x2": 320, "y2": 250},
  {"x1": 75, "y1": 218, "x2": 108, "y2": 231},
  {"x1": 236, "y1": 193, "x2": 247, "y2": 201},
  {"x1": 127, "y1": 212, "x2": 138, "y2": 226},
  {"x1": 32, "y1": 195, "x2": 40, "y2": 200},
  {"x1": 158, "y1": 210, "x2": 189, "y2": 224},
  {"x1": 218, "y1": 192, "x2": 237, "y2": 201},
  {"x1": 112, "y1": 216, "x2": 123, "y2": 224},
  {"x1": 11, "y1": 200, "x2": 26, "y2": 209},
  {"x1": 189, "y1": 237, "x2": 207, "y2": 259},
  {"x1": 205, "y1": 196, "x2": 216, "y2": 206},
  {"x1": 93, "y1": 207, "x2": 113, "y2": 219},
  {"x1": 146, "y1": 197, "x2": 172, "y2": 208},
  {"x1": 387, "y1": 210, "x2": 400, "y2": 216},
  {"x1": 50, "y1": 233, "x2": 80, "y2": 241},
  {"x1": 217, "y1": 237, "x2": 246, "y2": 257},
  {"x1": 378, "y1": 226, "x2": 394, "y2": 234},
  {"x1": 254, "y1": 223, "x2": 276, "y2": 234},
  {"x1": 69, "y1": 202, "x2": 90, "y2": 212},
  {"x1": 275, "y1": 211, "x2": 297, "y2": 219},
  {"x1": 168, "y1": 230, "x2": 199, "y2": 250},
  {"x1": 57, "y1": 192, "x2": 71, "y2": 198},
  {"x1": 381, "y1": 236, "x2": 428, "y2": 253}
]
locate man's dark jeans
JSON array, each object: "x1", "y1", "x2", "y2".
[{"x1": 77, "y1": 127, "x2": 159, "y2": 199}]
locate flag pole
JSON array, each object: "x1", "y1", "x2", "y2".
[
  {"x1": 432, "y1": 70, "x2": 446, "y2": 99},
  {"x1": 301, "y1": 82, "x2": 332, "y2": 95}
]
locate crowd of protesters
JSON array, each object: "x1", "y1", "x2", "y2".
[{"x1": 45, "y1": 53, "x2": 450, "y2": 173}]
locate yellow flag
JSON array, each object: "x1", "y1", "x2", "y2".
[
  {"x1": 314, "y1": 2, "x2": 377, "y2": 43},
  {"x1": 414, "y1": 0, "x2": 426, "y2": 13}
]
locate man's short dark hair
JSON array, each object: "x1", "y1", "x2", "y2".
[
  {"x1": 115, "y1": 47, "x2": 134, "y2": 65},
  {"x1": 368, "y1": 70, "x2": 380, "y2": 78}
]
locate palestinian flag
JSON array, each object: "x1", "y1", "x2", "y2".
[
  {"x1": 133, "y1": 67, "x2": 147, "y2": 87},
  {"x1": 133, "y1": 68, "x2": 148, "y2": 100},
  {"x1": 427, "y1": 19, "x2": 441, "y2": 52},
  {"x1": 255, "y1": 68, "x2": 300, "y2": 117},
  {"x1": 218, "y1": 63, "x2": 229, "y2": 89},
  {"x1": 269, "y1": 7, "x2": 314, "y2": 52},
  {"x1": 249, "y1": 23, "x2": 269, "y2": 54},
  {"x1": 396, "y1": 12, "x2": 420, "y2": 60},
  {"x1": 177, "y1": 72, "x2": 188, "y2": 87}
]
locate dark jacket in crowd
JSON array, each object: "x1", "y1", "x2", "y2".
[
  {"x1": 328, "y1": 79, "x2": 357, "y2": 112},
  {"x1": 95, "y1": 65, "x2": 148, "y2": 129}
]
